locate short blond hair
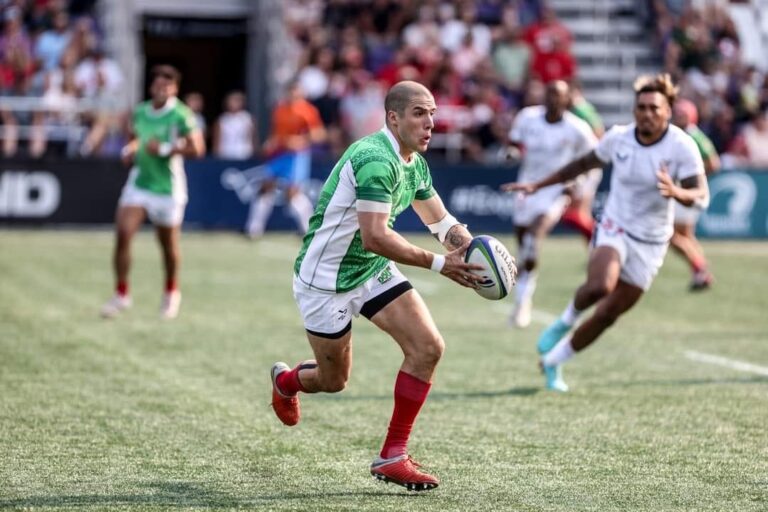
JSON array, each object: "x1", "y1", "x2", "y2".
[{"x1": 633, "y1": 73, "x2": 678, "y2": 106}]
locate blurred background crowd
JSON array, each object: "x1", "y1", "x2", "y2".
[{"x1": 1, "y1": 0, "x2": 768, "y2": 168}]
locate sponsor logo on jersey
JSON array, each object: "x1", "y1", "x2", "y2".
[{"x1": 377, "y1": 266, "x2": 393, "y2": 284}]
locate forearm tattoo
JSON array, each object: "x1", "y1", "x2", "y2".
[{"x1": 445, "y1": 225, "x2": 471, "y2": 250}]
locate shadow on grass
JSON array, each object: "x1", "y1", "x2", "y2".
[
  {"x1": 315, "y1": 386, "x2": 540, "y2": 402},
  {"x1": 0, "y1": 481, "x2": 423, "y2": 509},
  {"x1": 597, "y1": 376, "x2": 768, "y2": 388}
]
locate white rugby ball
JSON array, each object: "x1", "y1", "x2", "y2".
[{"x1": 464, "y1": 235, "x2": 517, "y2": 300}]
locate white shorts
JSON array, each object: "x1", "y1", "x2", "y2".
[
  {"x1": 118, "y1": 168, "x2": 187, "y2": 227},
  {"x1": 673, "y1": 201, "x2": 702, "y2": 226},
  {"x1": 512, "y1": 186, "x2": 568, "y2": 227},
  {"x1": 573, "y1": 168, "x2": 603, "y2": 200},
  {"x1": 293, "y1": 262, "x2": 412, "y2": 337},
  {"x1": 592, "y1": 218, "x2": 668, "y2": 291}
]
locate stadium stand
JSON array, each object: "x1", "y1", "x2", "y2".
[
  {"x1": 2, "y1": 0, "x2": 768, "y2": 166},
  {"x1": 0, "y1": 0, "x2": 127, "y2": 158}
]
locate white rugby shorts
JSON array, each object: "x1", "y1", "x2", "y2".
[
  {"x1": 293, "y1": 262, "x2": 411, "y2": 337},
  {"x1": 512, "y1": 186, "x2": 569, "y2": 227},
  {"x1": 592, "y1": 217, "x2": 668, "y2": 291},
  {"x1": 118, "y1": 168, "x2": 187, "y2": 227}
]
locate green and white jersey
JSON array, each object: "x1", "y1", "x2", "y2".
[
  {"x1": 295, "y1": 127, "x2": 436, "y2": 293},
  {"x1": 686, "y1": 125, "x2": 717, "y2": 162},
  {"x1": 132, "y1": 97, "x2": 197, "y2": 197}
]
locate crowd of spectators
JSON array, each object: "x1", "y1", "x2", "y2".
[
  {"x1": 0, "y1": 0, "x2": 128, "y2": 158},
  {"x1": 282, "y1": 0, "x2": 582, "y2": 162},
  {"x1": 651, "y1": 0, "x2": 768, "y2": 168},
  {"x1": 3, "y1": 0, "x2": 768, "y2": 169},
  {"x1": 282, "y1": 0, "x2": 768, "y2": 168}
]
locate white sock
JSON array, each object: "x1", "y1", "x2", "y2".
[
  {"x1": 560, "y1": 300, "x2": 582, "y2": 327},
  {"x1": 246, "y1": 191, "x2": 276, "y2": 236},
  {"x1": 288, "y1": 193, "x2": 314, "y2": 234},
  {"x1": 542, "y1": 336, "x2": 575, "y2": 367},
  {"x1": 515, "y1": 270, "x2": 537, "y2": 304}
]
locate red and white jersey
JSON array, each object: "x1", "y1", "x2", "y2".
[
  {"x1": 510, "y1": 106, "x2": 596, "y2": 186},
  {"x1": 595, "y1": 123, "x2": 705, "y2": 243}
]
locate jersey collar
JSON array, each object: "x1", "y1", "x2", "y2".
[
  {"x1": 381, "y1": 126, "x2": 413, "y2": 165},
  {"x1": 148, "y1": 97, "x2": 178, "y2": 117}
]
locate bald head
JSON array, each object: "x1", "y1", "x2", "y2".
[
  {"x1": 547, "y1": 80, "x2": 569, "y2": 96},
  {"x1": 385, "y1": 81, "x2": 433, "y2": 118},
  {"x1": 544, "y1": 80, "x2": 570, "y2": 119}
]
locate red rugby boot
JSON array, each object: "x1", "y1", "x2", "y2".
[
  {"x1": 370, "y1": 454, "x2": 439, "y2": 491},
  {"x1": 270, "y1": 362, "x2": 300, "y2": 426}
]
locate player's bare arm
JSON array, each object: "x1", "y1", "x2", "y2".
[
  {"x1": 145, "y1": 130, "x2": 205, "y2": 159},
  {"x1": 501, "y1": 150, "x2": 604, "y2": 195},
  {"x1": 358, "y1": 210, "x2": 481, "y2": 288},
  {"x1": 656, "y1": 168, "x2": 708, "y2": 207},
  {"x1": 443, "y1": 224, "x2": 472, "y2": 251},
  {"x1": 412, "y1": 195, "x2": 472, "y2": 251}
]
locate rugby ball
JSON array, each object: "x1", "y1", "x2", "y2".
[{"x1": 464, "y1": 235, "x2": 517, "y2": 300}]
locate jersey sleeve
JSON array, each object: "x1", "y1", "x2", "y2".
[
  {"x1": 508, "y1": 108, "x2": 529, "y2": 144},
  {"x1": 674, "y1": 133, "x2": 705, "y2": 182},
  {"x1": 177, "y1": 106, "x2": 198, "y2": 136},
  {"x1": 414, "y1": 156, "x2": 436, "y2": 201},
  {"x1": 594, "y1": 125, "x2": 619, "y2": 164},
  {"x1": 356, "y1": 160, "x2": 395, "y2": 204},
  {"x1": 572, "y1": 117, "x2": 598, "y2": 156}
]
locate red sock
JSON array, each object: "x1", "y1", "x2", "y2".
[
  {"x1": 276, "y1": 363, "x2": 312, "y2": 396},
  {"x1": 561, "y1": 208, "x2": 594, "y2": 241},
  {"x1": 380, "y1": 371, "x2": 431, "y2": 459},
  {"x1": 689, "y1": 257, "x2": 707, "y2": 273},
  {"x1": 165, "y1": 278, "x2": 178, "y2": 292},
  {"x1": 116, "y1": 281, "x2": 128, "y2": 297}
]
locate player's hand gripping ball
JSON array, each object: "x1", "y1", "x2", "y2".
[{"x1": 464, "y1": 235, "x2": 517, "y2": 300}]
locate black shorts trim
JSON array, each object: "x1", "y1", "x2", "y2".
[
  {"x1": 306, "y1": 320, "x2": 352, "y2": 340},
  {"x1": 360, "y1": 281, "x2": 413, "y2": 320}
]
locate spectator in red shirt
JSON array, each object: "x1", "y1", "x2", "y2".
[
  {"x1": 530, "y1": 36, "x2": 576, "y2": 83},
  {"x1": 524, "y1": 6, "x2": 572, "y2": 60}
]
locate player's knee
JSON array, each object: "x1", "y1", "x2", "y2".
[
  {"x1": 584, "y1": 281, "x2": 611, "y2": 302},
  {"x1": 318, "y1": 371, "x2": 348, "y2": 393},
  {"x1": 416, "y1": 334, "x2": 445, "y2": 368},
  {"x1": 116, "y1": 230, "x2": 133, "y2": 248},
  {"x1": 593, "y1": 306, "x2": 620, "y2": 327}
]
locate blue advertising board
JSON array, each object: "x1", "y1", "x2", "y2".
[
  {"x1": 1, "y1": 157, "x2": 767, "y2": 239},
  {"x1": 185, "y1": 159, "x2": 768, "y2": 238},
  {"x1": 697, "y1": 171, "x2": 768, "y2": 239}
]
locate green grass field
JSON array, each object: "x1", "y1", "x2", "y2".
[{"x1": 1, "y1": 230, "x2": 766, "y2": 511}]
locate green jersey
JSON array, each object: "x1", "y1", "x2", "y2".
[
  {"x1": 132, "y1": 98, "x2": 197, "y2": 196},
  {"x1": 295, "y1": 128, "x2": 436, "y2": 293},
  {"x1": 570, "y1": 99, "x2": 604, "y2": 136},
  {"x1": 686, "y1": 125, "x2": 717, "y2": 161}
]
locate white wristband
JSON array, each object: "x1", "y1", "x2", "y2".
[
  {"x1": 158, "y1": 142, "x2": 173, "y2": 157},
  {"x1": 427, "y1": 213, "x2": 463, "y2": 244},
  {"x1": 430, "y1": 254, "x2": 445, "y2": 273}
]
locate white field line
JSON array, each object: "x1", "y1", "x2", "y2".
[{"x1": 684, "y1": 350, "x2": 768, "y2": 377}]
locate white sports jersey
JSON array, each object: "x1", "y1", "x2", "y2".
[
  {"x1": 595, "y1": 123, "x2": 705, "y2": 243},
  {"x1": 510, "y1": 106, "x2": 597, "y2": 186},
  {"x1": 216, "y1": 111, "x2": 255, "y2": 160}
]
